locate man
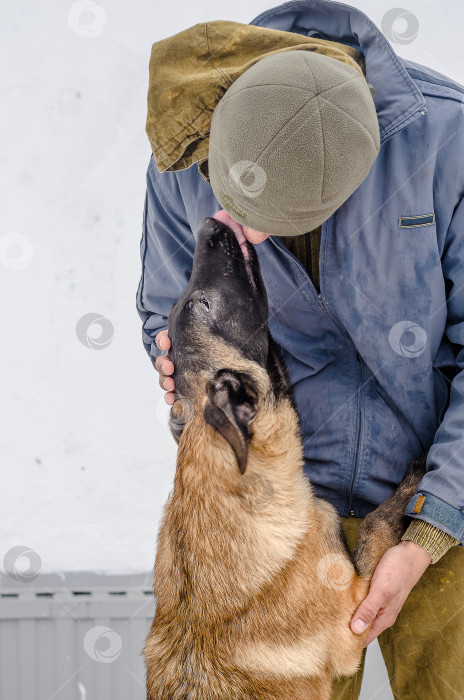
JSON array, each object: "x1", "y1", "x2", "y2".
[{"x1": 136, "y1": 1, "x2": 464, "y2": 696}]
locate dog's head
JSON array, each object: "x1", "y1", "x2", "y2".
[{"x1": 167, "y1": 216, "x2": 291, "y2": 473}]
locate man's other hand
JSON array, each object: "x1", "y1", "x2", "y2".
[{"x1": 350, "y1": 540, "x2": 432, "y2": 646}]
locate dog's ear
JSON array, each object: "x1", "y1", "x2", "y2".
[{"x1": 204, "y1": 370, "x2": 258, "y2": 474}]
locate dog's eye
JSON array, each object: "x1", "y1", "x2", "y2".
[{"x1": 199, "y1": 295, "x2": 210, "y2": 311}]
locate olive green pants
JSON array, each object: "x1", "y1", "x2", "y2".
[{"x1": 331, "y1": 516, "x2": 464, "y2": 700}]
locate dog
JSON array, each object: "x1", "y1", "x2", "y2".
[{"x1": 143, "y1": 216, "x2": 426, "y2": 699}]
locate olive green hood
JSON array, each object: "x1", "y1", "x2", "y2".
[{"x1": 146, "y1": 20, "x2": 367, "y2": 182}]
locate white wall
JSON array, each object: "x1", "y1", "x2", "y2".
[{"x1": 1, "y1": 0, "x2": 462, "y2": 577}]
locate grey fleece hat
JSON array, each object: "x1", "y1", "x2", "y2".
[{"x1": 208, "y1": 49, "x2": 380, "y2": 236}]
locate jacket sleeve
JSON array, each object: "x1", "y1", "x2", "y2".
[
  {"x1": 404, "y1": 191, "x2": 464, "y2": 545},
  {"x1": 136, "y1": 155, "x2": 196, "y2": 369}
]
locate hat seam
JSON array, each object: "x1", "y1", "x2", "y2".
[
  {"x1": 316, "y1": 93, "x2": 326, "y2": 204},
  {"x1": 215, "y1": 84, "x2": 377, "y2": 206},
  {"x1": 213, "y1": 73, "x2": 370, "y2": 181},
  {"x1": 217, "y1": 71, "x2": 364, "y2": 105},
  {"x1": 316, "y1": 92, "x2": 379, "y2": 147},
  {"x1": 252, "y1": 94, "x2": 321, "y2": 173}
]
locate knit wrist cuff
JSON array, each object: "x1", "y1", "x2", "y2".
[{"x1": 401, "y1": 519, "x2": 460, "y2": 564}]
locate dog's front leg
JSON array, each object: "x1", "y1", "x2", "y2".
[{"x1": 352, "y1": 454, "x2": 427, "y2": 579}]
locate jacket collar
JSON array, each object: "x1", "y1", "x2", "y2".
[{"x1": 249, "y1": 0, "x2": 427, "y2": 144}]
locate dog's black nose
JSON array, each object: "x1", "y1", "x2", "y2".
[{"x1": 198, "y1": 216, "x2": 223, "y2": 235}]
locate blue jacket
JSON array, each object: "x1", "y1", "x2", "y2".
[{"x1": 136, "y1": 0, "x2": 464, "y2": 544}]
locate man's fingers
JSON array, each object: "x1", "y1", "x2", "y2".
[
  {"x1": 155, "y1": 330, "x2": 171, "y2": 351},
  {"x1": 363, "y1": 609, "x2": 398, "y2": 647},
  {"x1": 155, "y1": 332, "x2": 175, "y2": 395},
  {"x1": 362, "y1": 617, "x2": 387, "y2": 647},
  {"x1": 154, "y1": 332, "x2": 175, "y2": 403},
  {"x1": 350, "y1": 588, "x2": 388, "y2": 634},
  {"x1": 154, "y1": 345, "x2": 176, "y2": 398},
  {"x1": 158, "y1": 373, "x2": 174, "y2": 391},
  {"x1": 155, "y1": 355, "x2": 174, "y2": 375},
  {"x1": 162, "y1": 358, "x2": 174, "y2": 374}
]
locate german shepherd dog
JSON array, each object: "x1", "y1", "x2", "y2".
[{"x1": 143, "y1": 216, "x2": 426, "y2": 699}]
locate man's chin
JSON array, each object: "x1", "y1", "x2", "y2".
[{"x1": 242, "y1": 226, "x2": 269, "y2": 244}]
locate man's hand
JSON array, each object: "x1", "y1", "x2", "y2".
[
  {"x1": 154, "y1": 330, "x2": 175, "y2": 405},
  {"x1": 350, "y1": 540, "x2": 432, "y2": 646}
]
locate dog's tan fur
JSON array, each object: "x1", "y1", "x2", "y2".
[{"x1": 143, "y1": 334, "x2": 427, "y2": 699}]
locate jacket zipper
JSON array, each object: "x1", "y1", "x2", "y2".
[
  {"x1": 269, "y1": 230, "x2": 363, "y2": 516},
  {"x1": 269, "y1": 230, "x2": 352, "y2": 340},
  {"x1": 348, "y1": 350, "x2": 363, "y2": 516}
]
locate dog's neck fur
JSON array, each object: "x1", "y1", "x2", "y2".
[{"x1": 155, "y1": 391, "x2": 315, "y2": 624}]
